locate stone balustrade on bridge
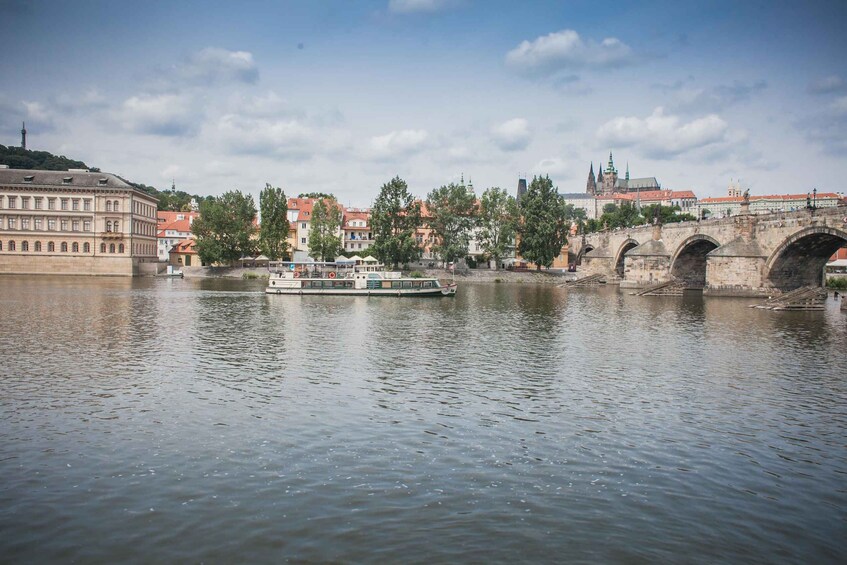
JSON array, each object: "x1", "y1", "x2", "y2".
[{"x1": 569, "y1": 205, "x2": 847, "y2": 296}]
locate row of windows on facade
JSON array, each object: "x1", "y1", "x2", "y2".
[
  {"x1": 0, "y1": 218, "x2": 124, "y2": 231},
  {"x1": 0, "y1": 196, "x2": 124, "y2": 212},
  {"x1": 1, "y1": 241, "x2": 125, "y2": 253}
]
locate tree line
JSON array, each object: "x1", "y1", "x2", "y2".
[{"x1": 191, "y1": 176, "x2": 586, "y2": 270}]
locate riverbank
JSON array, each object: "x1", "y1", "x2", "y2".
[{"x1": 178, "y1": 265, "x2": 576, "y2": 284}]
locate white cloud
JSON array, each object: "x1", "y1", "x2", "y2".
[
  {"x1": 388, "y1": 0, "x2": 456, "y2": 14},
  {"x1": 596, "y1": 107, "x2": 728, "y2": 159},
  {"x1": 532, "y1": 157, "x2": 571, "y2": 179},
  {"x1": 506, "y1": 29, "x2": 634, "y2": 76},
  {"x1": 831, "y1": 96, "x2": 847, "y2": 115},
  {"x1": 119, "y1": 93, "x2": 200, "y2": 137},
  {"x1": 179, "y1": 47, "x2": 259, "y2": 86},
  {"x1": 367, "y1": 129, "x2": 429, "y2": 160},
  {"x1": 215, "y1": 114, "x2": 317, "y2": 158},
  {"x1": 667, "y1": 80, "x2": 768, "y2": 114},
  {"x1": 491, "y1": 118, "x2": 530, "y2": 151},
  {"x1": 808, "y1": 75, "x2": 846, "y2": 95}
]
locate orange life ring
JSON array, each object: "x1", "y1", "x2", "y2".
[
  {"x1": 293, "y1": 271, "x2": 300, "y2": 278},
  {"x1": 328, "y1": 271, "x2": 336, "y2": 279}
]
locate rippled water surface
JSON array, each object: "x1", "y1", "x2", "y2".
[{"x1": 1, "y1": 275, "x2": 846, "y2": 563}]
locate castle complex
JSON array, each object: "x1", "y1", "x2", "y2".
[{"x1": 586, "y1": 153, "x2": 660, "y2": 196}]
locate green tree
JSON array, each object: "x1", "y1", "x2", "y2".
[
  {"x1": 518, "y1": 175, "x2": 570, "y2": 270},
  {"x1": 425, "y1": 182, "x2": 477, "y2": 265},
  {"x1": 477, "y1": 187, "x2": 519, "y2": 269},
  {"x1": 641, "y1": 204, "x2": 696, "y2": 224},
  {"x1": 593, "y1": 202, "x2": 644, "y2": 230},
  {"x1": 308, "y1": 197, "x2": 343, "y2": 261},
  {"x1": 298, "y1": 192, "x2": 335, "y2": 200},
  {"x1": 259, "y1": 183, "x2": 290, "y2": 260},
  {"x1": 371, "y1": 176, "x2": 422, "y2": 268},
  {"x1": 193, "y1": 191, "x2": 258, "y2": 265}
]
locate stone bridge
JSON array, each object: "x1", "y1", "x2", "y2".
[{"x1": 569, "y1": 205, "x2": 847, "y2": 295}]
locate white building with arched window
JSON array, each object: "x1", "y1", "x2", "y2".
[{"x1": 0, "y1": 167, "x2": 159, "y2": 275}]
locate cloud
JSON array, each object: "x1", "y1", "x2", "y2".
[
  {"x1": 491, "y1": 118, "x2": 530, "y2": 151},
  {"x1": 596, "y1": 107, "x2": 728, "y2": 159},
  {"x1": 388, "y1": 0, "x2": 457, "y2": 14},
  {"x1": 118, "y1": 93, "x2": 201, "y2": 136},
  {"x1": 799, "y1": 96, "x2": 847, "y2": 155},
  {"x1": 668, "y1": 80, "x2": 767, "y2": 114},
  {"x1": 178, "y1": 47, "x2": 259, "y2": 86},
  {"x1": 215, "y1": 114, "x2": 319, "y2": 159},
  {"x1": 506, "y1": 29, "x2": 634, "y2": 76},
  {"x1": 367, "y1": 129, "x2": 429, "y2": 160},
  {"x1": 832, "y1": 96, "x2": 847, "y2": 115},
  {"x1": 807, "y1": 75, "x2": 846, "y2": 95},
  {"x1": 532, "y1": 157, "x2": 571, "y2": 180}
]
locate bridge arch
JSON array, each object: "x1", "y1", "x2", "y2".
[
  {"x1": 765, "y1": 226, "x2": 847, "y2": 290},
  {"x1": 670, "y1": 234, "x2": 721, "y2": 288},
  {"x1": 576, "y1": 244, "x2": 594, "y2": 265},
  {"x1": 614, "y1": 239, "x2": 639, "y2": 277}
]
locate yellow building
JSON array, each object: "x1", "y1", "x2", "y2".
[{"x1": 0, "y1": 167, "x2": 159, "y2": 276}]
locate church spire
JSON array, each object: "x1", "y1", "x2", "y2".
[
  {"x1": 586, "y1": 162, "x2": 597, "y2": 195},
  {"x1": 21, "y1": 121, "x2": 27, "y2": 150},
  {"x1": 606, "y1": 151, "x2": 616, "y2": 174},
  {"x1": 626, "y1": 162, "x2": 630, "y2": 181}
]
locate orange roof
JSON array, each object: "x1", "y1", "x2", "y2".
[
  {"x1": 171, "y1": 238, "x2": 197, "y2": 253},
  {"x1": 157, "y1": 211, "x2": 199, "y2": 224}
]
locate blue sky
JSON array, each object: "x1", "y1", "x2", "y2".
[{"x1": 2, "y1": 0, "x2": 846, "y2": 206}]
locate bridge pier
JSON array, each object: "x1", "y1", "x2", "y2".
[{"x1": 620, "y1": 225, "x2": 671, "y2": 288}]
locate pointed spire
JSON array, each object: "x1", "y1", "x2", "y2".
[
  {"x1": 625, "y1": 162, "x2": 630, "y2": 181},
  {"x1": 606, "y1": 151, "x2": 616, "y2": 174}
]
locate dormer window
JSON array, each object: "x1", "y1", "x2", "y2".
[
  {"x1": 63, "y1": 177, "x2": 73, "y2": 184},
  {"x1": 23, "y1": 175, "x2": 34, "y2": 183},
  {"x1": 98, "y1": 178, "x2": 108, "y2": 186}
]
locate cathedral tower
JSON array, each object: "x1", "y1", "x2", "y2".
[
  {"x1": 586, "y1": 162, "x2": 596, "y2": 195},
  {"x1": 602, "y1": 152, "x2": 618, "y2": 194}
]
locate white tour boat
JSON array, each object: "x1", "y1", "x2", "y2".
[{"x1": 265, "y1": 260, "x2": 457, "y2": 297}]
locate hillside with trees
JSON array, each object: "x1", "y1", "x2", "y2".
[
  {"x1": 0, "y1": 144, "x2": 206, "y2": 211},
  {"x1": 0, "y1": 144, "x2": 92, "y2": 171}
]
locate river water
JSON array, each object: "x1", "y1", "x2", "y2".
[{"x1": 0, "y1": 275, "x2": 845, "y2": 563}]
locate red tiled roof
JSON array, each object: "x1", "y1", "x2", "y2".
[
  {"x1": 171, "y1": 238, "x2": 197, "y2": 253},
  {"x1": 157, "y1": 211, "x2": 199, "y2": 224}
]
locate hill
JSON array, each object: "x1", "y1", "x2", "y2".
[
  {"x1": 0, "y1": 144, "x2": 92, "y2": 171},
  {"x1": 0, "y1": 144, "x2": 204, "y2": 211}
]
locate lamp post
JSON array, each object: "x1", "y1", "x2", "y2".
[{"x1": 813, "y1": 188, "x2": 817, "y2": 210}]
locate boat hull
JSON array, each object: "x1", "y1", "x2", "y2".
[{"x1": 265, "y1": 285, "x2": 456, "y2": 297}]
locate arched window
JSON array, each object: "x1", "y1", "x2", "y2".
[
  {"x1": 48, "y1": 241, "x2": 55, "y2": 252},
  {"x1": 61, "y1": 242, "x2": 68, "y2": 252},
  {"x1": 83, "y1": 242, "x2": 90, "y2": 253},
  {"x1": 113, "y1": 200, "x2": 119, "y2": 211},
  {"x1": 9, "y1": 241, "x2": 16, "y2": 251},
  {"x1": 0, "y1": 241, "x2": 3, "y2": 251},
  {"x1": 109, "y1": 243, "x2": 115, "y2": 253},
  {"x1": 106, "y1": 201, "x2": 112, "y2": 212},
  {"x1": 100, "y1": 243, "x2": 106, "y2": 253},
  {"x1": 113, "y1": 221, "x2": 119, "y2": 232},
  {"x1": 21, "y1": 241, "x2": 29, "y2": 252},
  {"x1": 106, "y1": 220, "x2": 112, "y2": 232},
  {"x1": 118, "y1": 243, "x2": 125, "y2": 254},
  {"x1": 35, "y1": 241, "x2": 41, "y2": 252},
  {"x1": 72, "y1": 242, "x2": 79, "y2": 252}
]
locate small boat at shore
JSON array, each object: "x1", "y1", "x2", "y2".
[{"x1": 265, "y1": 261, "x2": 457, "y2": 297}]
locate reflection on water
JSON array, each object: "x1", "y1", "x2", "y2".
[{"x1": 1, "y1": 275, "x2": 845, "y2": 563}]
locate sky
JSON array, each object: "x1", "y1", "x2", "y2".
[{"x1": 1, "y1": 0, "x2": 846, "y2": 207}]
